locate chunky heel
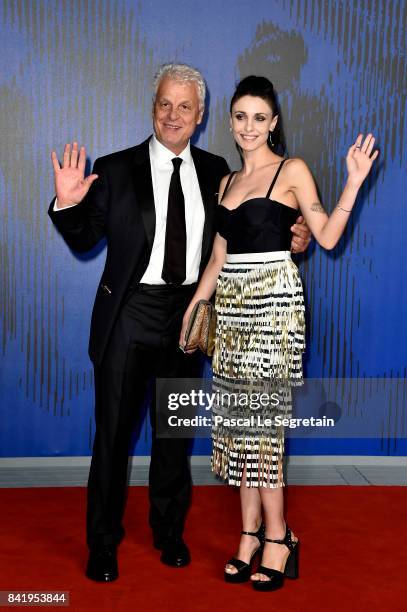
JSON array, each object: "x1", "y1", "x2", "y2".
[
  {"x1": 284, "y1": 540, "x2": 299, "y2": 579},
  {"x1": 252, "y1": 525, "x2": 299, "y2": 592},
  {"x1": 224, "y1": 523, "x2": 265, "y2": 583}
]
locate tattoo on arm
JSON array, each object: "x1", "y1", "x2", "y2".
[{"x1": 310, "y1": 201, "x2": 326, "y2": 213}]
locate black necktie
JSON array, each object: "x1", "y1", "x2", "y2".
[{"x1": 161, "y1": 157, "x2": 186, "y2": 285}]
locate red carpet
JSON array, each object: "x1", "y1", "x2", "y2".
[{"x1": 1, "y1": 486, "x2": 407, "y2": 611}]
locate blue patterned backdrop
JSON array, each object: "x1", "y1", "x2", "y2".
[{"x1": 0, "y1": 0, "x2": 406, "y2": 457}]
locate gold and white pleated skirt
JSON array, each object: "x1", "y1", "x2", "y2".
[{"x1": 211, "y1": 251, "x2": 306, "y2": 488}]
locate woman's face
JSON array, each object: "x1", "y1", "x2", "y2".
[{"x1": 230, "y1": 95, "x2": 278, "y2": 152}]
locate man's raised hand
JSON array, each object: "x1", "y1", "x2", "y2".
[{"x1": 51, "y1": 142, "x2": 98, "y2": 208}]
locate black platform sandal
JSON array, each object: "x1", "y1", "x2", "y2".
[
  {"x1": 224, "y1": 524, "x2": 265, "y2": 583},
  {"x1": 252, "y1": 525, "x2": 299, "y2": 591}
]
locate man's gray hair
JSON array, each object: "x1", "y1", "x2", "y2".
[{"x1": 153, "y1": 63, "x2": 206, "y2": 110}]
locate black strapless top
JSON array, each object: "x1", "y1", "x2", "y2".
[{"x1": 216, "y1": 159, "x2": 299, "y2": 254}]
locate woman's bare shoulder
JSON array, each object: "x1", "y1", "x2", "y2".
[
  {"x1": 284, "y1": 157, "x2": 314, "y2": 180},
  {"x1": 284, "y1": 157, "x2": 310, "y2": 171},
  {"x1": 217, "y1": 172, "x2": 235, "y2": 203},
  {"x1": 219, "y1": 172, "x2": 233, "y2": 187}
]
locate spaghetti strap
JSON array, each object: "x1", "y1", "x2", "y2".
[
  {"x1": 266, "y1": 159, "x2": 288, "y2": 199},
  {"x1": 219, "y1": 172, "x2": 237, "y2": 202}
]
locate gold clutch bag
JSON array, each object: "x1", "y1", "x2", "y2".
[{"x1": 183, "y1": 299, "x2": 217, "y2": 356}]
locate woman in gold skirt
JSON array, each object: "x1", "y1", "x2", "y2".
[{"x1": 180, "y1": 76, "x2": 378, "y2": 591}]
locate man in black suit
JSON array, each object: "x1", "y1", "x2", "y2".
[{"x1": 49, "y1": 63, "x2": 310, "y2": 582}]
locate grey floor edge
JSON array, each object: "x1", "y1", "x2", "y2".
[{"x1": 0, "y1": 456, "x2": 406, "y2": 487}]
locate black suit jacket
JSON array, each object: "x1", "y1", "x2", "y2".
[{"x1": 48, "y1": 137, "x2": 230, "y2": 365}]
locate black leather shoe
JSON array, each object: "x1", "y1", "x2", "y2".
[
  {"x1": 160, "y1": 537, "x2": 190, "y2": 567},
  {"x1": 85, "y1": 545, "x2": 118, "y2": 582}
]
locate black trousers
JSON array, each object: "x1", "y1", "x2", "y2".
[{"x1": 86, "y1": 282, "x2": 199, "y2": 550}]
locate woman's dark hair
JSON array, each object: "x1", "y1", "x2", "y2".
[{"x1": 230, "y1": 76, "x2": 285, "y2": 155}]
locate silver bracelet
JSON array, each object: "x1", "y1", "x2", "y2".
[{"x1": 337, "y1": 205, "x2": 352, "y2": 213}]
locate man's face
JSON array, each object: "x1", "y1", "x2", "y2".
[{"x1": 153, "y1": 77, "x2": 203, "y2": 155}]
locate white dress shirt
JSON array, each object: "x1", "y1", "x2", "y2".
[
  {"x1": 53, "y1": 135, "x2": 205, "y2": 285},
  {"x1": 142, "y1": 136, "x2": 204, "y2": 284}
]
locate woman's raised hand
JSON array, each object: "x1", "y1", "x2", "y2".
[
  {"x1": 346, "y1": 133, "x2": 379, "y2": 188},
  {"x1": 51, "y1": 142, "x2": 98, "y2": 208}
]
